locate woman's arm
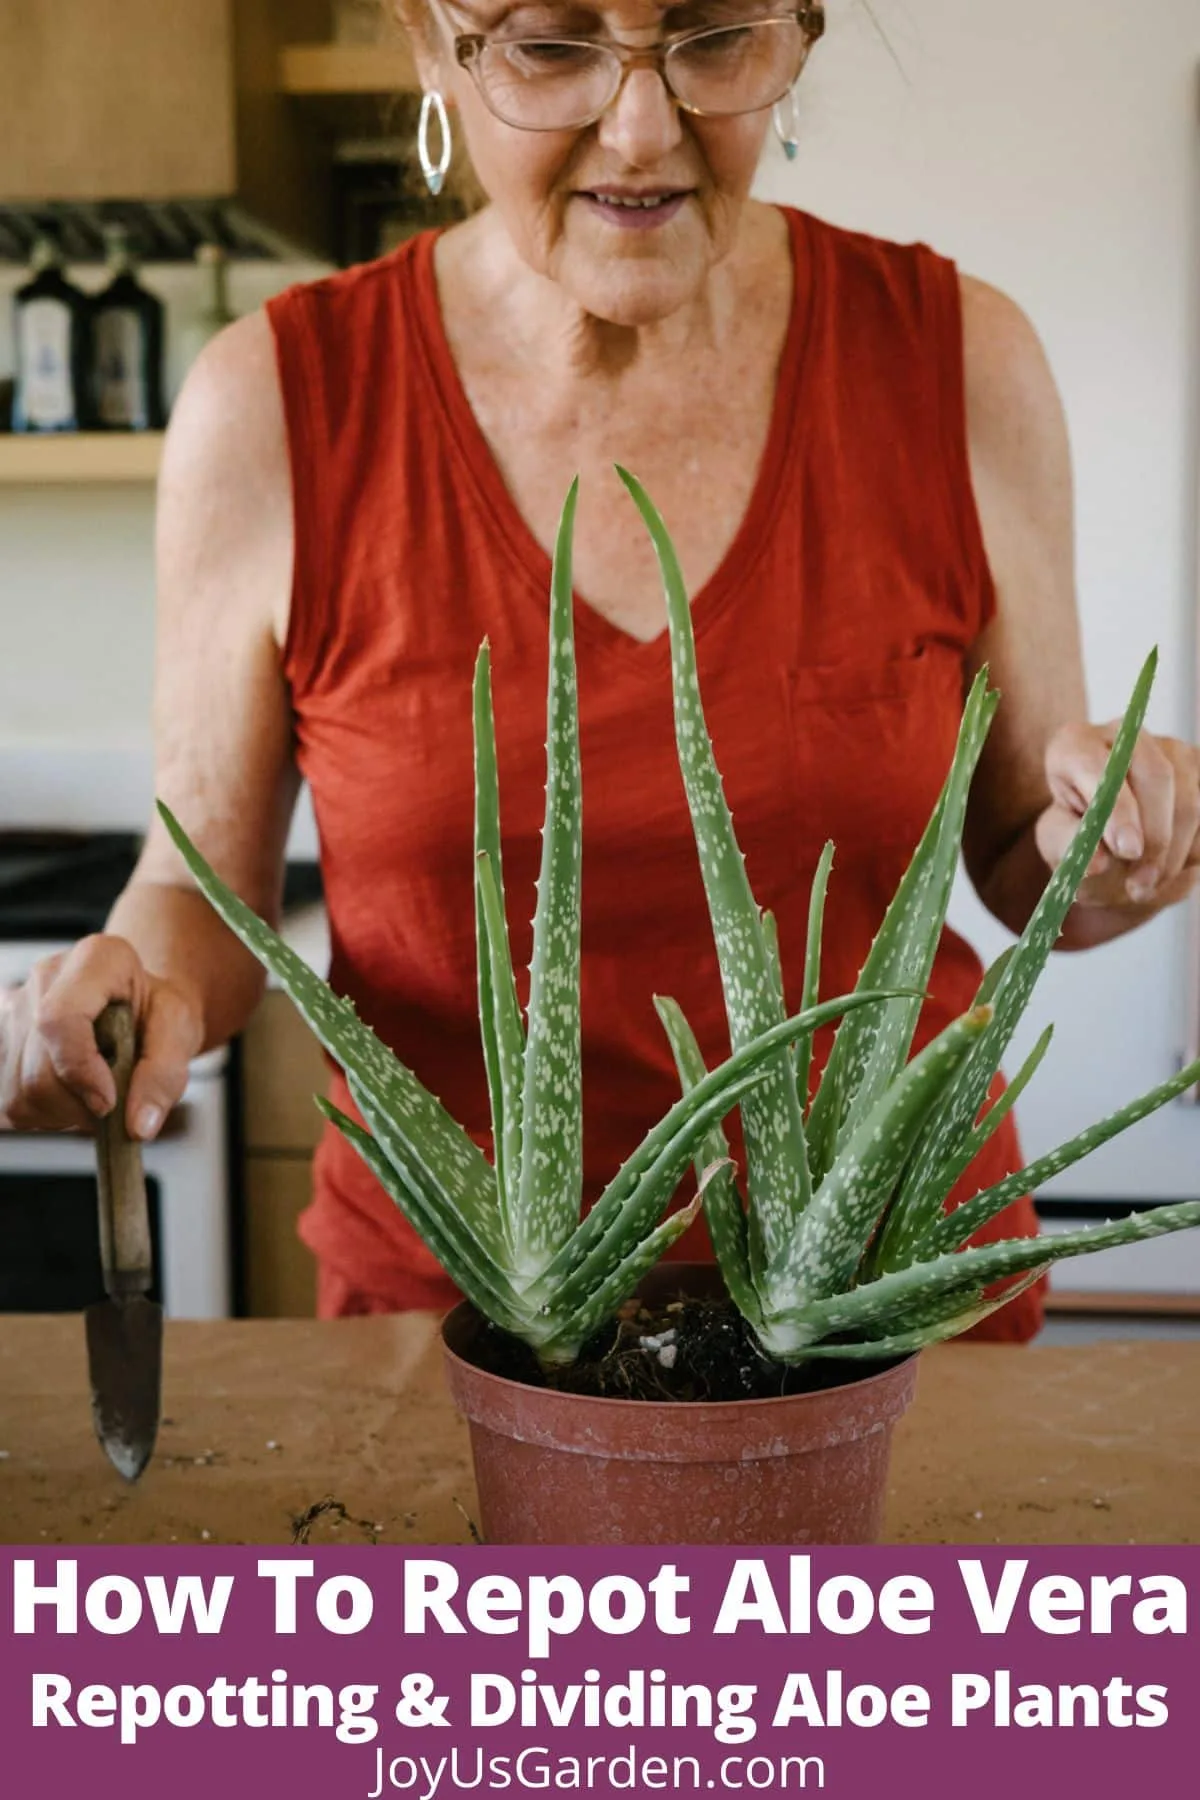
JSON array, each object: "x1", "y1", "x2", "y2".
[
  {"x1": 112, "y1": 309, "x2": 298, "y2": 1040},
  {"x1": 0, "y1": 311, "x2": 297, "y2": 1137},
  {"x1": 958, "y1": 274, "x2": 1200, "y2": 950}
]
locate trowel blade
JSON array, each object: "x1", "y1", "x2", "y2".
[{"x1": 84, "y1": 1294, "x2": 163, "y2": 1483}]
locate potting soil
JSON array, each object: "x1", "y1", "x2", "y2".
[{"x1": 466, "y1": 1295, "x2": 890, "y2": 1402}]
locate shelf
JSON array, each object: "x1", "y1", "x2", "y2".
[
  {"x1": 0, "y1": 434, "x2": 164, "y2": 485},
  {"x1": 278, "y1": 42, "x2": 418, "y2": 96}
]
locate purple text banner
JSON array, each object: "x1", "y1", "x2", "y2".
[{"x1": 1, "y1": 1547, "x2": 1195, "y2": 1798}]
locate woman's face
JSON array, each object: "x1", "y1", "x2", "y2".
[{"x1": 418, "y1": 1, "x2": 781, "y2": 326}]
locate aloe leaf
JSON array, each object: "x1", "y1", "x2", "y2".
[
  {"x1": 780, "y1": 1198, "x2": 1200, "y2": 1351},
  {"x1": 957, "y1": 1023, "x2": 1054, "y2": 1172},
  {"x1": 617, "y1": 465, "x2": 812, "y2": 1302},
  {"x1": 539, "y1": 1193, "x2": 706, "y2": 1366},
  {"x1": 527, "y1": 987, "x2": 912, "y2": 1307},
  {"x1": 654, "y1": 995, "x2": 761, "y2": 1329},
  {"x1": 476, "y1": 849, "x2": 525, "y2": 1247},
  {"x1": 805, "y1": 671, "x2": 998, "y2": 1183},
  {"x1": 974, "y1": 945, "x2": 1016, "y2": 1008},
  {"x1": 343, "y1": 1070, "x2": 506, "y2": 1273},
  {"x1": 317, "y1": 1099, "x2": 525, "y2": 1335},
  {"x1": 513, "y1": 479, "x2": 584, "y2": 1274},
  {"x1": 925, "y1": 1052, "x2": 1200, "y2": 1256},
  {"x1": 796, "y1": 840, "x2": 834, "y2": 1115},
  {"x1": 791, "y1": 1271, "x2": 1047, "y2": 1360},
  {"x1": 473, "y1": 643, "x2": 519, "y2": 1244},
  {"x1": 761, "y1": 911, "x2": 785, "y2": 1010},
  {"x1": 158, "y1": 800, "x2": 506, "y2": 1261},
  {"x1": 882, "y1": 650, "x2": 1159, "y2": 1267},
  {"x1": 539, "y1": 1065, "x2": 772, "y2": 1319},
  {"x1": 787, "y1": 1006, "x2": 992, "y2": 1306},
  {"x1": 860, "y1": 1021, "x2": 1053, "y2": 1285}
]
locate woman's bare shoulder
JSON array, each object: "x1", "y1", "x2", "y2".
[
  {"x1": 157, "y1": 309, "x2": 292, "y2": 647},
  {"x1": 957, "y1": 273, "x2": 1066, "y2": 478}
]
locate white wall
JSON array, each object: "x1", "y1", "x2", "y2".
[
  {"x1": 0, "y1": 260, "x2": 325, "y2": 753},
  {"x1": 2, "y1": 1, "x2": 1199, "y2": 1197},
  {"x1": 756, "y1": 0, "x2": 1200, "y2": 1196}
]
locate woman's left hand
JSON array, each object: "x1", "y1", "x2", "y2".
[{"x1": 1035, "y1": 721, "x2": 1200, "y2": 911}]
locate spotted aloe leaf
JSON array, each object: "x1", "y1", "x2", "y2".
[
  {"x1": 475, "y1": 848, "x2": 524, "y2": 1256},
  {"x1": 974, "y1": 945, "x2": 1016, "y2": 1007},
  {"x1": 764, "y1": 1198, "x2": 1200, "y2": 1358},
  {"x1": 955, "y1": 1023, "x2": 1053, "y2": 1174},
  {"x1": 804, "y1": 670, "x2": 998, "y2": 1185},
  {"x1": 318, "y1": 1097, "x2": 525, "y2": 1336},
  {"x1": 525, "y1": 988, "x2": 912, "y2": 1310},
  {"x1": 473, "y1": 644, "x2": 521, "y2": 1251},
  {"x1": 877, "y1": 650, "x2": 1158, "y2": 1272},
  {"x1": 540, "y1": 1192, "x2": 707, "y2": 1365},
  {"x1": 653, "y1": 994, "x2": 762, "y2": 1331},
  {"x1": 761, "y1": 911, "x2": 785, "y2": 1010},
  {"x1": 859, "y1": 1020, "x2": 1055, "y2": 1287},
  {"x1": 795, "y1": 839, "x2": 834, "y2": 1115},
  {"x1": 782, "y1": 1006, "x2": 993, "y2": 1309},
  {"x1": 540, "y1": 1066, "x2": 767, "y2": 1319},
  {"x1": 617, "y1": 466, "x2": 812, "y2": 1311},
  {"x1": 925, "y1": 1051, "x2": 1200, "y2": 1258},
  {"x1": 512, "y1": 478, "x2": 584, "y2": 1278},
  {"x1": 158, "y1": 800, "x2": 508, "y2": 1264},
  {"x1": 792, "y1": 1270, "x2": 1048, "y2": 1360}
]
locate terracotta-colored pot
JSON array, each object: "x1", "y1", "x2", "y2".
[{"x1": 441, "y1": 1265, "x2": 918, "y2": 1545}]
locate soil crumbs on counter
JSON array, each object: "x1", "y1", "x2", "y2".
[{"x1": 466, "y1": 1294, "x2": 877, "y2": 1402}]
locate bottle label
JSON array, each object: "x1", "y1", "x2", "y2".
[
  {"x1": 94, "y1": 308, "x2": 148, "y2": 428},
  {"x1": 17, "y1": 299, "x2": 74, "y2": 429}
]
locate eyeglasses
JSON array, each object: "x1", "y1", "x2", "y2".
[{"x1": 445, "y1": 6, "x2": 825, "y2": 132}]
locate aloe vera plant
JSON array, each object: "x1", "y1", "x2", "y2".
[
  {"x1": 619, "y1": 468, "x2": 1200, "y2": 1363},
  {"x1": 160, "y1": 482, "x2": 901, "y2": 1367}
]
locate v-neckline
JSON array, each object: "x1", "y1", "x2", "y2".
[{"x1": 409, "y1": 206, "x2": 816, "y2": 680}]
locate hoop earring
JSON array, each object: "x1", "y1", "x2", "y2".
[
  {"x1": 418, "y1": 90, "x2": 452, "y2": 197},
  {"x1": 772, "y1": 87, "x2": 801, "y2": 162}
]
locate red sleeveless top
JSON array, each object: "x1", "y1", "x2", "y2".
[{"x1": 267, "y1": 206, "x2": 1043, "y2": 1341}]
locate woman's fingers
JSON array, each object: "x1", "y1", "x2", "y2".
[
  {"x1": 1043, "y1": 723, "x2": 1197, "y2": 902},
  {"x1": 1044, "y1": 721, "x2": 1143, "y2": 858},
  {"x1": 5, "y1": 1048, "x2": 97, "y2": 1134},
  {"x1": 1117, "y1": 733, "x2": 1176, "y2": 897},
  {"x1": 1034, "y1": 804, "x2": 1137, "y2": 907},
  {"x1": 0, "y1": 934, "x2": 201, "y2": 1138},
  {"x1": 125, "y1": 982, "x2": 203, "y2": 1140},
  {"x1": 1152, "y1": 739, "x2": 1200, "y2": 889},
  {"x1": 34, "y1": 934, "x2": 148, "y2": 1116}
]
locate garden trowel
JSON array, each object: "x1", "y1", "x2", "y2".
[{"x1": 84, "y1": 1001, "x2": 162, "y2": 1482}]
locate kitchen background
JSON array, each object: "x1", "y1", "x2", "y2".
[{"x1": 1, "y1": 0, "x2": 1198, "y2": 1323}]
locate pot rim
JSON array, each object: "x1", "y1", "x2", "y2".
[
  {"x1": 440, "y1": 1293, "x2": 921, "y2": 1462},
  {"x1": 441, "y1": 1297, "x2": 917, "y2": 1418}
]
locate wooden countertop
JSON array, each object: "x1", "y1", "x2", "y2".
[{"x1": 0, "y1": 1318, "x2": 1196, "y2": 1545}]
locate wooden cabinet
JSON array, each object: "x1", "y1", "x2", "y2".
[
  {"x1": 0, "y1": 0, "x2": 237, "y2": 202},
  {"x1": 0, "y1": 1, "x2": 341, "y2": 256},
  {"x1": 241, "y1": 989, "x2": 329, "y2": 1317},
  {"x1": 243, "y1": 1158, "x2": 319, "y2": 1318}
]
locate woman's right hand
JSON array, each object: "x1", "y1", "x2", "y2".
[{"x1": 0, "y1": 934, "x2": 203, "y2": 1140}]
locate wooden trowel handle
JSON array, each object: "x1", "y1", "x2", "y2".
[{"x1": 95, "y1": 1002, "x2": 153, "y2": 1299}]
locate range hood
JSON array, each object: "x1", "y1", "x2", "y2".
[{"x1": 0, "y1": 0, "x2": 340, "y2": 262}]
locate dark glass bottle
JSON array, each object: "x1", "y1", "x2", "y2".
[
  {"x1": 12, "y1": 236, "x2": 90, "y2": 433},
  {"x1": 89, "y1": 227, "x2": 166, "y2": 431}
]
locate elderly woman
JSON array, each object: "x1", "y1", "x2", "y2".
[{"x1": 2, "y1": 3, "x2": 1198, "y2": 1336}]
